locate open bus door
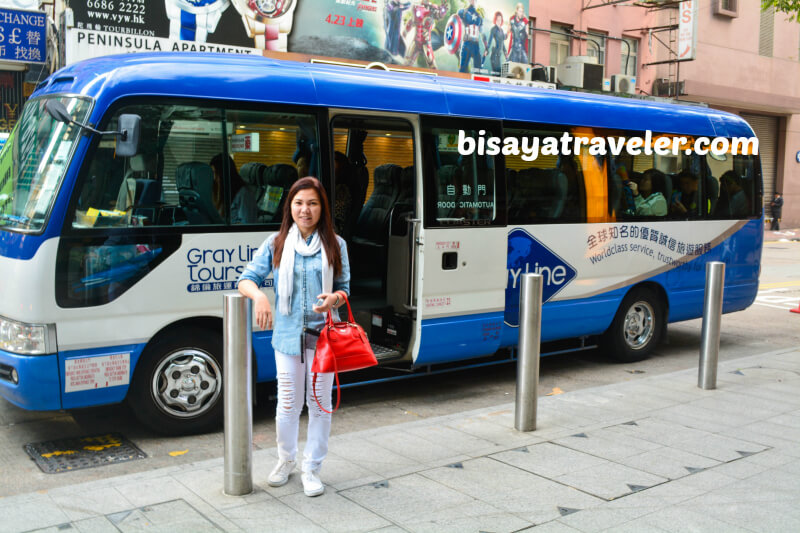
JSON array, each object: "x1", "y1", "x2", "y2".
[{"x1": 411, "y1": 118, "x2": 508, "y2": 367}]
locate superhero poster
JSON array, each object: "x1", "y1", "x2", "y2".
[{"x1": 288, "y1": 0, "x2": 529, "y2": 76}]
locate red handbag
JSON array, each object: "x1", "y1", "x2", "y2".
[{"x1": 311, "y1": 294, "x2": 377, "y2": 413}]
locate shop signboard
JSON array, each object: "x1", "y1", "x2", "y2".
[{"x1": 0, "y1": 6, "x2": 46, "y2": 65}]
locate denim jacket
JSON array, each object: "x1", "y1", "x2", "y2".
[{"x1": 237, "y1": 233, "x2": 350, "y2": 356}]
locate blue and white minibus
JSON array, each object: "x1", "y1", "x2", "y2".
[{"x1": 0, "y1": 53, "x2": 762, "y2": 433}]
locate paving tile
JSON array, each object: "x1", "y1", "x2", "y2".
[
  {"x1": 636, "y1": 506, "x2": 753, "y2": 533},
  {"x1": 46, "y1": 485, "x2": 134, "y2": 522},
  {"x1": 597, "y1": 516, "x2": 669, "y2": 533},
  {"x1": 664, "y1": 468, "x2": 738, "y2": 492},
  {"x1": 551, "y1": 432, "x2": 656, "y2": 462},
  {"x1": 405, "y1": 424, "x2": 500, "y2": 456},
  {"x1": 0, "y1": 494, "x2": 71, "y2": 533},
  {"x1": 114, "y1": 474, "x2": 198, "y2": 508},
  {"x1": 518, "y1": 520, "x2": 582, "y2": 532},
  {"x1": 651, "y1": 403, "x2": 760, "y2": 432},
  {"x1": 280, "y1": 490, "x2": 391, "y2": 533},
  {"x1": 174, "y1": 467, "x2": 274, "y2": 511},
  {"x1": 741, "y1": 419, "x2": 800, "y2": 443},
  {"x1": 557, "y1": 506, "x2": 660, "y2": 533},
  {"x1": 766, "y1": 412, "x2": 800, "y2": 429},
  {"x1": 619, "y1": 446, "x2": 721, "y2": 480},
  {"x1": 490, "y1": 442, "x2": 609, "y2": 479},
  {"x1": 669, "y1": 432, "x2": 767, "y2": 462},
  {"x1": 442, "y1": 416, "x2": 538, "y2": 448},
  {"x1": 338, "y1": 474, "x2": 474, "y2": 525},
  {"x1": 718, "y1": 426, "x2": 800, "y2": 455},
  {"x1": 707, "y1": 456, "x2": 772, "y2": 480},
  {"x1": 220, "y1": 497, "x2": 326, "y2": 532},
  {"x1": 420, "y1": 457, "x2": 603, "y2": 524},
  {"x1": 555, "y1": 462, "x2": 668, "y2": 501},
  {"x1": 72, "y1": 516, "x2": 122, "y2": 533},
  {"x1": 744, "y1": 467, "x2": 800, "y2": 493},
  {"x1": 110, "y1": 499, "x2": 224, "y2": 532},
  {"x1": 401, "y1": 500, "x2": 532, "y2": 533},
  {"x1": 323, "y1": 436, "x2": 421, "y2": 478},
  {"x1": 599, "y1": 418, "x2": 715, "y2": 447}
]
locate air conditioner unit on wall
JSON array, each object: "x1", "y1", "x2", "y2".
[
  {"x1": 611, "y1": 74, "x2": 637, "y2": 95},
  {"x1": 557, "y1": 61, "x2": 604, "y2": 91},
  {"x1": 531, "y1": 65, "x2": 557, "y2": 84},
  {"x1": 501, "y1": 62, "x2": 532, "y2": 81}
]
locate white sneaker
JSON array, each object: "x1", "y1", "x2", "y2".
[
  {"x1": 301, "y1": 469, "x2": 324, "y2": 497},
  {"x1": 268, "y1": 460, "x2": 295, "y2": 487}
]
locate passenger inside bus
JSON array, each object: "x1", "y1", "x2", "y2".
[
  {"x1": 626, "y1": 169, "x2": 668, "y2": 216},
  {"x1": 210, "y1": 154, "x2": 257, "y2": 224},
  {"x1": 716, "y1": 170, "x2": 749, "y2": 217},
  {"x1": 670, "y1": 170, "x2": 701, "y2": 215}
]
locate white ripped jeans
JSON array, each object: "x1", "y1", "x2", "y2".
[{"x1": 274, "y1": 345, "x2": 334, "y2": 474}]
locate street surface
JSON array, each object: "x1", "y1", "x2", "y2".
[{"x1": 1, "y1": 239, "x2": 798, "y2": 497}]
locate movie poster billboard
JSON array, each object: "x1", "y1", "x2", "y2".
[{"x1": 65, "y1": 0, "x2": 529, "y2": 77}]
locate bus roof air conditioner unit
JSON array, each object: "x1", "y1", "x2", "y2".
[
  {"x1": 611, "y1": 74, "x2": 637, "y2": 95},
  {"x1": 501, "y1": 62, "x2": 532, "y2": 81}
]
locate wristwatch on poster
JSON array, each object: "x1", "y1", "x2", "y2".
[
  {"x1": 165, "y1": 0, "x2": 231, "y2": 42},
  {"x1": 231, "y1": 0, "x2": 296, "y2": 51}
]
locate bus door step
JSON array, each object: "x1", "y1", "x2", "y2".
[{"x1": 371, "y1": 342, "x2": 403, "y2": 362}]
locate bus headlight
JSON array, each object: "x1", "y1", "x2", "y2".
[{"x1": 0, "y1": 316, "x2": 56, "y2": 355}]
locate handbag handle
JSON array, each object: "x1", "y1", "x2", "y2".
[{"x1": 326, "y1": 292, "x2": 355, "y2": 326}]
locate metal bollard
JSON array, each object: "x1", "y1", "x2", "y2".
[
  {"x1": 515, "y1": 273, "x2": 543, "y2": 432},
  {"x1": 223, "y1": 293, "x2": 253, "y2": 496},
  {"x1": 698, "y1": 262, "x2": 725, "y2": 390}
]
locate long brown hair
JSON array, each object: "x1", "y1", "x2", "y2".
[{"x1": 272, "y1": 177, "x2": 343, "y2": 276}]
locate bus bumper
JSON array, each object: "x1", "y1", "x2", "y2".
[{"x1": 0, "y1": 349, "x2": 61, "y2": 410}]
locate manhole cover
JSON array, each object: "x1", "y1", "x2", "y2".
[{"x1": 24, "y1": 433, "x2": 146, "y2": 474}]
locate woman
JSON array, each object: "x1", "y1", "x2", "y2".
[
  {"x1": 487, "y1": 12, "x2": 508, "y2": 76},
  {"x1": 237, "y1": 177, "x2": 350, "y2": 497},
  {"x1": 210, "y1": 153, "x2": 257, "y2": 224},
  {"x1": 629, "y1": 169, "x2": 668, "y2": 216}
]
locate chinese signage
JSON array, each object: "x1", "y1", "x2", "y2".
[
  {"x1": 677, "y1": 0, "x2": 698, "y2": 61},
  {"x1": 65, "y1": 0, "x2": 529, "y2": 77},
  {"x1": 0, "y1": 7, "x2": 46, "y2": 64}
]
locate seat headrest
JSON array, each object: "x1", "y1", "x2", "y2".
[
  {"x1": 400, "y1": 166, "x2": 414, "y2": 189},
  {"x1": 239, "y1": 162, "x2": 266, "y2": 187},
  {"x1": 176, "y1": 162, "x2": 214, "y2": 197},
  {"x1": 265, "y1": 164, "x2": 298, "y2": 188},
  {"x1": 373, "y1": 164, "x2": 402, "y2": 189}
]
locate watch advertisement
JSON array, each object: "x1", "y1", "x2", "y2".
[{"x1": 65, "y1": 0, "x2": 528, "y2": 77}]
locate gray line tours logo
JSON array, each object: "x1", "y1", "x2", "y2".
[{"x1": 505, "y1": 228, "x2": 576, "y2": 327}]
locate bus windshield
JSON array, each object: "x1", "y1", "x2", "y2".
[{"x1": 0, "y1": 95, "x2": 92, "y2": 232}]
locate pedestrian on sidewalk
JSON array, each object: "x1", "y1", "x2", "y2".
[
  {"x1": 238, "y1": 176, "x2": 351, "y2": 497},
  {"x1": 770, "y1": 192, "x2": 783, "y2": 230}
]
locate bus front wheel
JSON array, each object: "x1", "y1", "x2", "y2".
[
  {"x1": 603, "y1": 288, "x2": 664, "y2": 363},
  {"x1": 128, "y1": 327, "x2": 223, "y2": 435}
]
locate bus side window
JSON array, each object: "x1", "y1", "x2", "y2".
[
  {"x1": 421, "y1": 120, "x2": 503, "y2": 227},
  {"x1": 706, "y1": 152, "x2": 760, "y2": 219}
]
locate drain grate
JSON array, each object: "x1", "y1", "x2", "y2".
[{"x1": 24, "y1": 433, "x2": 146, "y2": 474}]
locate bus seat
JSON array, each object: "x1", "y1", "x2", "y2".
[
  {"x1": 177, "y1": 162, "x2": 224, "y2": 225},
  {"x1": 259, "y1": 163, "x2": 298, "y2": 222},
  {"x1": 389, "y1": 166, "x2": 415, "y2": 234},
  {"x1": 354, "y1": 163, "x2": 402, "y2": 244},
  {"x1": 132, "y1": 179, "x2": 162, "y2": 223},
  {"x1": 546, "y1": 170, "x2": 568, "y2": 219},
  {"x1": 609, "y1": 171, "x2": 623, "y2": 216},
  {"x1": 115, "y1": 154, "x2": 155, "y2": 211}
]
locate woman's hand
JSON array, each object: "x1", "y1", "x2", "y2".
[
  {"x1": 313, "y1": 292, "x2": 343, "y2": 314},
  {"x1": 253, "y1": 293, "x2": 273, "y2": 330}
]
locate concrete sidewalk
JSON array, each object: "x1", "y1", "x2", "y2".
[{"x1": 2, "y1": 348, "x2": 799, "y2": 533}]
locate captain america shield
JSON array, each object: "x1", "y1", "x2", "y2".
[{"x1": 444, "y1": 14, "x2": 463, "y2": 54}]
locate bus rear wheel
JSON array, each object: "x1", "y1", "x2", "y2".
[
  {"x1": 128, "y1": 327, "x2": 223, "y2": 435},
  {"x1": 603, "y1": 287, "x2": 664, "y2": 363}
]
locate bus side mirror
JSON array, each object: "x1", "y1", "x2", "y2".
[
  {"x1": 116, "y1": 114, "x2": 140, "y2": 157},
  {"x1": 45, "y1": 99, "x2": 140, "y2": 156}
]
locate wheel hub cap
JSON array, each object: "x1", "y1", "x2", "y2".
[
  {"x1": 623, "y1": 301, "x2": 655, "y2": 350},
  {"x1": 152, "y1": 350, "x2": 221, "y2": 418}
]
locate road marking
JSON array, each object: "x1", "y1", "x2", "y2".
[{"x1": 756, "y1": 287, "x2": 799, "y2": 310}]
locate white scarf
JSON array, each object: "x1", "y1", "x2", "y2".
[{"x1": 277, "y1": 223, "x2": 333, "y2": 316}]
